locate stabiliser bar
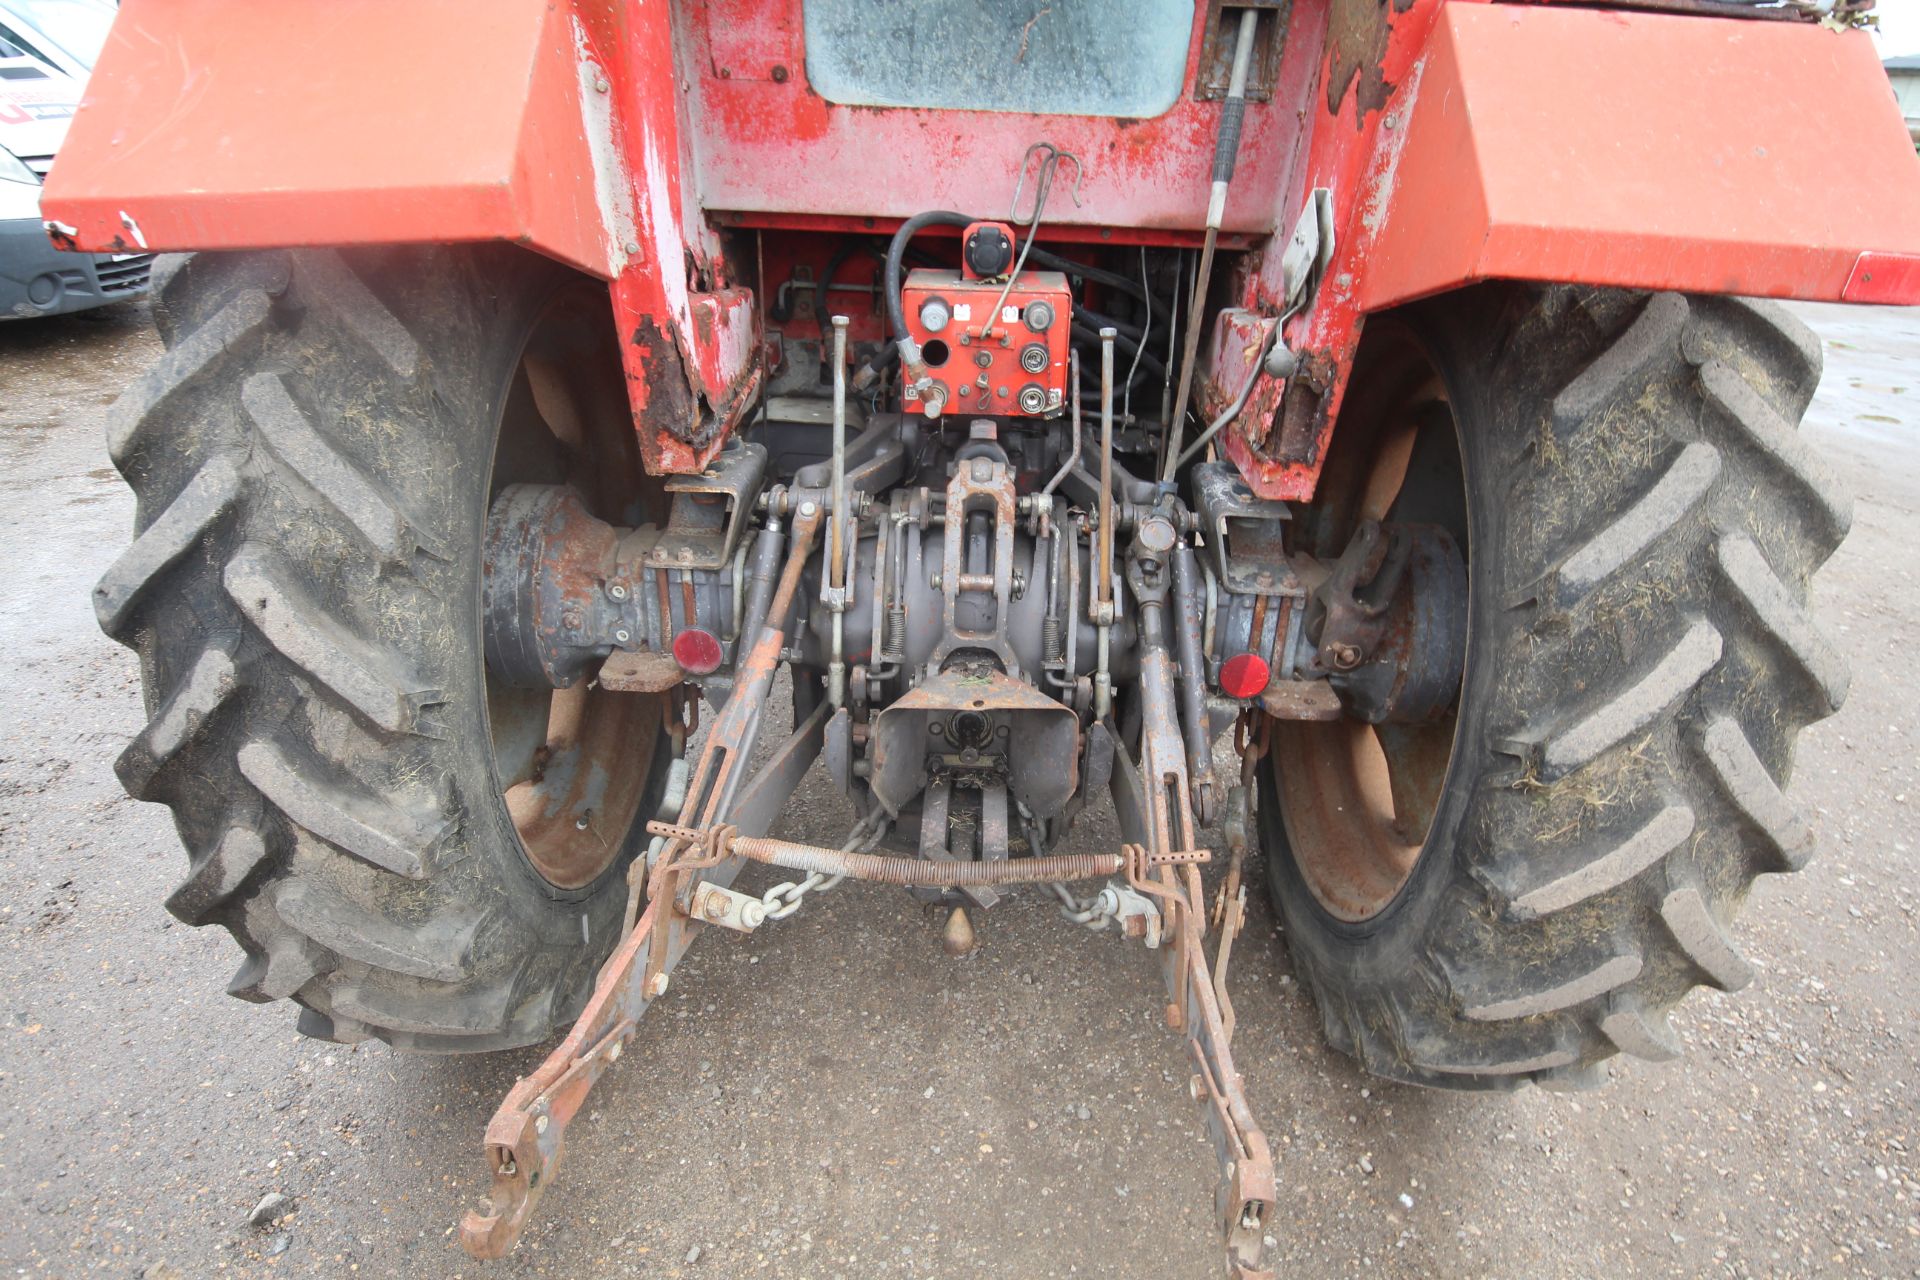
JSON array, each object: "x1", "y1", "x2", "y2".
[
  {"x1": 459, "y1": 501, "x2": 825, "y2": 1258},
  {"x1": 649, "y1": 823, "x2": 1126, "y2": 886}
]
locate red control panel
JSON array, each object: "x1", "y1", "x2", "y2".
[{"x1": 900, "y1": 266, "x2": 1073, "y2": 420}]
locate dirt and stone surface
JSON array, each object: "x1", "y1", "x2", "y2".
[{"x1": 1, "y1": 296, "x2": 1916, "y2": 1278}]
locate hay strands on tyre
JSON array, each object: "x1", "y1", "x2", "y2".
[{"x1": 459, "y1": 500, "x2": 1274, "y2": 1277}]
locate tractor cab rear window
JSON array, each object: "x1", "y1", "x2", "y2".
[{"x1": 802, "y1": 0, "x2": 1194, "y2": 119}]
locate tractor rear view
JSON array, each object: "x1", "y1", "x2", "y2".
[{"x1": 42, "y1": 1, "x2": 1920, "y2": 1274}]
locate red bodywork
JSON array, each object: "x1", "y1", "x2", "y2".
[
  {"x1": 40, "y1": 0, "x2": 1920, "y2": 498},
  {"x1": 1221, "y1": 2, "x2": 1920, "y2": 497}
]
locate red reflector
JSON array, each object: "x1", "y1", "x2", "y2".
[
  {"x1": 671, "y1": 629, "x2": 723, "y2": 676},
  {"x1": 1219, "y1": 653, "x2": 1271, "y2": 701},
  {"x1": 1842, "y1": 252, "x2": 1920, "y2": 305}
]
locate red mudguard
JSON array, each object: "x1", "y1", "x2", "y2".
[
  {"x1": 40, "y1": 0, "x2": 1920, "y2": 494},
  {"x1": 1220, "y1": 1, "x2": 1920, "y2": 500},
  {"x1": 41, "y1": 0, "x2": 759, "y2": 475}
]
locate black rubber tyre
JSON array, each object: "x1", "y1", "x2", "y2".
[
  {"x1": 97, "y1": 245, "x2": 671, "y2": 1051},
  {"x1": 1262, "y1": 286, "x2": 1850, "y2": 1089}
]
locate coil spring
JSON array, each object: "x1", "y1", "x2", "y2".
[{"x1": 885, "y1": 605, "x2": 907, "y2": 660}]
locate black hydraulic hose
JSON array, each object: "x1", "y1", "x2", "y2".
[
  {"x1": 886, "y1": 211, "x2": 1173, "y2": 334},
  {"x1": 886, "y1": 212, "x2": 1182, "y2": 413},
  {"x1": 1077, "y1": 364, "x2": 1157, "y2": 398},
  {"x1": 885, "y1": 210, "x2": 973, "y2": 340},
  {"x1": 1026, "y1": 246, "x2": 1152, "y2": 303},
  {"x1": 849, "y1": 329, "x2": 900, "y2": 395},
  {"x1": 1072, "y1": 322, "x2": 1165, "y2": 377},
  {"x1": 813, "y1": 238, "x2": 865, "y2": 331},
  {"x1": 1170, "y1": 544, "x2": 1212, "y2": 790},
  {"x1": 1076, "y1": 306, "x2": 1148, "y2": 342}
]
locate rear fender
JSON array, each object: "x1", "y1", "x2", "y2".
[
  {"x1": 1222, "y1": 1, "x2": 1920, "y2": 501},
  {"x1": 40, "y1": 0, "x2": 757, "y2": 474}
]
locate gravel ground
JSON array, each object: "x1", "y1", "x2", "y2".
[{"x1": 0, "y1": 296, "x2": 1916, "y2": 1279}]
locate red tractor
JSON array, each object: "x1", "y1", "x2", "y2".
[{"x1": 44, "y1": 1, "x2": 1920, "y2": 1273}]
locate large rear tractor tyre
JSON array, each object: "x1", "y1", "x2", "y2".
[
  {"x1": 98, "y1": 246, "x2": 672, "y2": 1051},
  {"x1": 1262, "y1": 286, "x2": 1850, "y2": 1089}
]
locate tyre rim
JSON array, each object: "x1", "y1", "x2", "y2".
[
  {"x1": 483, "y1": 290, "x2": 661, "y2": 891},
  {"x1": 1272, "y1": 333, "x2": 1469, "y2": 924}
]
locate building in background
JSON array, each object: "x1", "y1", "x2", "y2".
[{"x1": 1889, "y1": 55, "x2": 1920, "y2": 146}]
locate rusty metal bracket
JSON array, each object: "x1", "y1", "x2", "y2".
[
  {"x1": 1127, "y1": 844, "x2": 1214, "y2": 870},
  {"x1": 1308, "y1": 517, "x2": 1411, "y2": 672},
  {"x1": 460, "y1": 506, "x2": 823, "y2": 1261},
  {"x1": 1148, "y1": 839, "x2": 1273, "y2": 1279},
  {"x1": 1109, "y1": 617, "x2": 1275, "y2": 1278},
  {"x1": 649, "y1": 441, "x2": 769, "y2": 571},
  {"x1": 689, "y1": 880, "x2": 768, "y2": 933},
  {"x1": 1210, "y1": 784, "x2": 1254, "y2": 1042},
  {"x1": 1107, "y1": 769, "x2": 1275, "y2": 1279}
]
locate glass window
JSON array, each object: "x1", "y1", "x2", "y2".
[{"x1": 803, "y1": 0, "x2": 1194, "y2": 120}]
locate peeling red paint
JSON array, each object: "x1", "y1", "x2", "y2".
[
  {"x1": 41, "y1": 0, "x2": 1920, "y2": 499},
  {"x1": 685, "y1": 0, "x2": 1294, "y2": 233}
]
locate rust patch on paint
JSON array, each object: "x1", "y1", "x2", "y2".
[
  {"x1": 1326, "y1": 0, "x2": 1413, "y2": 122},
  {"x1": 630, "y1": 315, "x2": 699, "y2": 447}
]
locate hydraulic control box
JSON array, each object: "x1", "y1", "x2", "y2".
[{"x1": 900, "y1": 224, "x2": 1073, "y2": 421}]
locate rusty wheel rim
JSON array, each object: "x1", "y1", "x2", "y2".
[
  {"x1": 1271, "y1": 332, "x2": 1468, "y2": 925},
  {"x1": 483, "y1": 286, "x2": 662, "y2": 892}
]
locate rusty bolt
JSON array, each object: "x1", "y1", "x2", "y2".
[
  {"x1": 1328, "y1": 642, "x2": 1363, "y2": 671},
  {"x1": 1189, "y1": 1073, "x2": 1207, "y2": 1102},
  {"x1": 770, "y1": 64, "x2": 789, "y2": 83},
  {"x1": 644, "y1": 972, "x2": 670, "y2": 999},
  {"x1": 1121, "y1": 915, "x2": 1147, "y2": 940},
  {"x1": 704, "y1": 894, "x2": 728, "y2": 921},
  {"x1": 562, "y1": 610, "x2": 584, "y2": 631}
]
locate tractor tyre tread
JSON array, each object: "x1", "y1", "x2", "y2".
[
  {"x1": 1265, "y1": 287, "x2": 1846, "y2": 1089},
  {"x1": 101, "y1": 246, "x2": 647, "y2": 1052}
]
